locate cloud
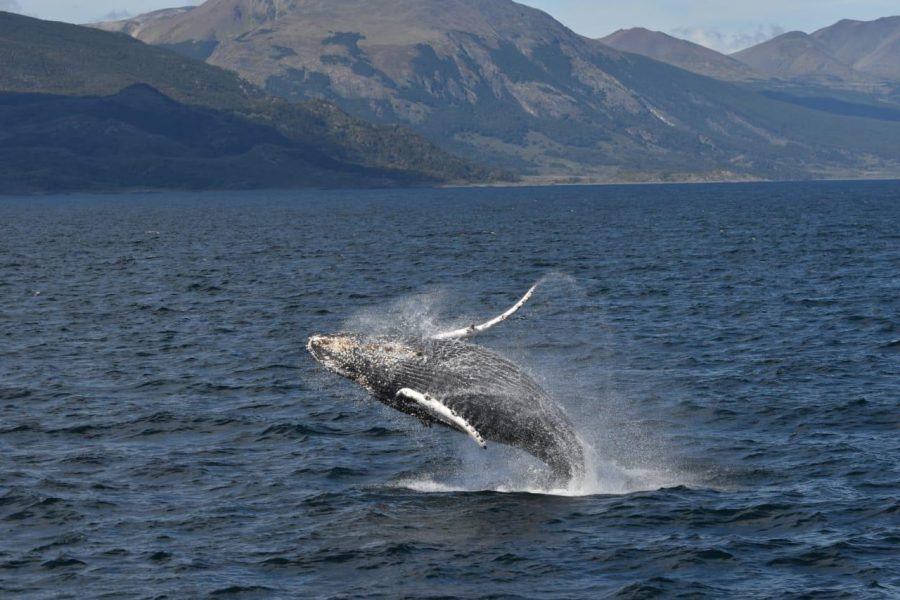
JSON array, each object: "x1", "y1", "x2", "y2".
[
  {"x1": 671, "y1": 24, "x2": 787, "y2": 54},
  {"x1": 0, "y1": 0, "x2": 22, "y2": 13},
  {"x1": 101, "y1": 9, "x2": 132, "y2": 21}
]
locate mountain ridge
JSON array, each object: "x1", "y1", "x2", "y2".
[
  {"x1": 583, "y1": 17, "x2": 900, "y2": 124},
  {"x1": 600, "y1": 28, "x2": 760, "y2": 82},
  {"x1": 733, "y1": 16, "x2": 900, "y2": 86}
]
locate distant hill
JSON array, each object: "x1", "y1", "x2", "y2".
[
  {"x1": 595, "y1": 18, "x2": 900, "y2": 123},
  {"x1": 0, "y1": 10, "x2": 504, "y2": 193},
  {"x1": 600, "y1": 28, "x2": 760, "y2": 82},
  {"x1": 809, "y1": 17, "x2": 900, "y2": 81},
  {"x1": 733, "y1": 17, "x2": 900, "y2": 85},
  {"x1": 733, "y1": 31, "x2": 874, "y2": 85},
  {"x1": 0, "y1": 85, "x2": 424, "y2": 194}
]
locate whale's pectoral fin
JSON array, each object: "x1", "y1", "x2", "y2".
[
  {"x1": 395, "y1": 388, "x2": 487, "y2": 449},
  {"x1": 431, "y1": 283, "x2": 537, "y2": 340}
]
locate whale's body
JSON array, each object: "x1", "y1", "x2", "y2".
[{"x1": 307, "y1": 284, "x2": 585, "y2": 482}]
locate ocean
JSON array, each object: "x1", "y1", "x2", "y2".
[{"x1": 1, "y1": 181, "x2": 898, "y2": 598}]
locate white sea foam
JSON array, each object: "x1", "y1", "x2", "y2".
[{"x1": 394, "y1": 441, "x2": 689, "y2": 497}]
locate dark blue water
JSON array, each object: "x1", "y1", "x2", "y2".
[{"x1": 1, "y1": 182, "x2": 898, "y2": 599}]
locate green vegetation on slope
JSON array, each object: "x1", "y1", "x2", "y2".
[
  {"x1": 0, "y1": 84, "x2": 434, "y2": 194},
  {"x1": 0, "y1": 11, "x2": 507, "y2": 192},
  {"x1": 0, "y1": 11, "x2": 257, "y2": 110}
]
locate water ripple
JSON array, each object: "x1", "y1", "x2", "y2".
[{"x1": 0, "y1": 182, "x2": 897, "y2": 598}]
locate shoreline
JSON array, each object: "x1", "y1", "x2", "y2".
[
  {"x1": 448, "y1": 171, "x2": 900, "y2": 189},
  {"x1": 2, "y1": 174, "x2": 900, "y2": 198}
]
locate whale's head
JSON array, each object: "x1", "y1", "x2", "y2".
[{"x1": 307, "y1": 334, "x2": 419, "y2": 393}]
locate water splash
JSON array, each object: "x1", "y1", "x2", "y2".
[
  {"x1": 339, "y1": 276, "x2": 697, "y2": 497},
  {"x1": 341, "y1": 288, "x2": 453, "y2": 339},
  {"x1": 394, "y1": 438, "x2": 690, "y2": 497},
  {"x1": 341, "y1": 273, "x2": 574, "y2": 340}
]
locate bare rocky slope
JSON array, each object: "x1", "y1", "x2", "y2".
[{"x1": 94, "y1": 0, "x2": 900, "y2": 180}]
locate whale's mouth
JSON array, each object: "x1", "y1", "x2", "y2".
[
  {"x1": 307, "y1": 334, "x2": 361, "y2": 378},
  {"x1": 308, "y1": 334, "x2": 356, "y2": 356},
  {"x1": 306, "y1": 335, "x2": 328, "y2": 366}
]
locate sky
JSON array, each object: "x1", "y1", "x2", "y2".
[{"x1": 3, "y1": 0, "x2": 899, "y2": 53}]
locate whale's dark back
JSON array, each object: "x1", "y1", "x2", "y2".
[{"x1": 375, "y1": 339, "x2": 584, "y2": 480}]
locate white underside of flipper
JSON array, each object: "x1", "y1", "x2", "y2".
[
  {"x1": 431, "y1": 284, "x2": 537, "y2": 341},
  {"x1": 395, "y1": 388, "x2": 487, "y2": 449}
]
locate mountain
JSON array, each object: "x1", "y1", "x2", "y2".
[
  {"x1": 595, "y1": 25, "x2": 900, "y2": 122},
  {"x1": 94, "y1": 0, "x2": 900, "y2": 181},
  {"x1": 809, "y1": 17, "x2": 900, "y2": 81},
  {"x1": 733, "y1": 17, "x2": 900, "y2": 85},
  {"x1": 732, "y1": 31, "x2": 874, "y2": 85},
  {"x1": 600, "y1": 28, "x2": 759, "y2": 82},
  {"x1": 0, "y1": 10, "x2": 503, "y2": 193}
]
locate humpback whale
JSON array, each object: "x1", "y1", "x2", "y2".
[{"x1": 307, "y1": 285, "x2": 585, "y2": 482}]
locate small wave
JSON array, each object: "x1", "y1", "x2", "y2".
[
  {"x1": 210, "y1": 585, "x2": 276, "y2": 597},
  {"x1": 0, "y1": 387, "x2": 32, "y2": 400},
  {"x1": 187, "y1": 283, "x2": 223, "y2": 293},
  {"x1": 0, "y1": 424, "x2": 35, "y2": 434},
  {"x1": 41, "y1": 556, "x2": 86, "y2": 570},
  {"x1": 256, "y1": 422, "x2": 335, "y2": 440}
]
